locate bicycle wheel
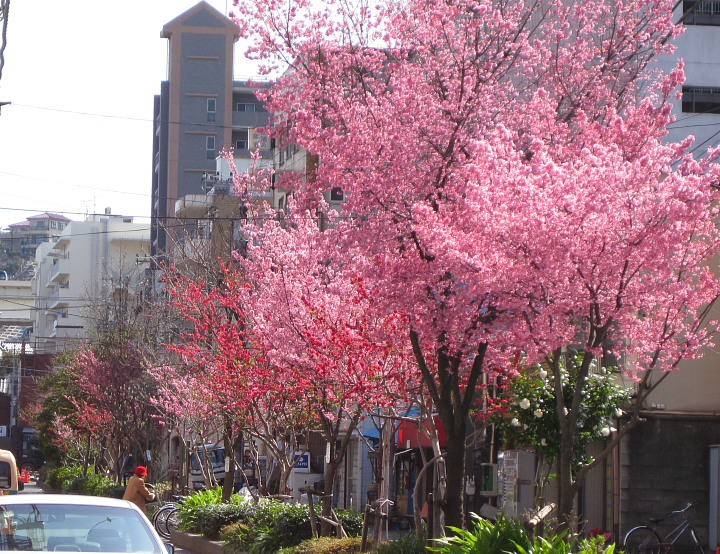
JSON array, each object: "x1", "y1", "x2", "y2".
[
  {"x1": 623, "y1": 526, "x2": 664, "y2": 554},
  {"x1": 152, "y1": 504, "x2": 176, "y2": 538},
  {"x1": 161, "y1": 507, "x2": 182, "y2": 540}
]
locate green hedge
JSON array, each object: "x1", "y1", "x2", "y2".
[
  {"x1": 42, "y1": 466, "x2": 119, "y2": 497},
  {"x1": 179, "y1": 488, "x2": 364, "y2": 552}
]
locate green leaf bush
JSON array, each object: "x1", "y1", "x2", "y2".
[
  {"x1": 178, "y1": 491, "x2": 365, "y2": 551},
  {"x1": 375, "y1": 531, "x2": 427, "y2": 554},
  {"x1": 430, "y1": 514, "x2": 618, "y2": 554},
  {"x1": 430, "y1": 515, "x2": 531, "y2": 554},
  {"x1": 43, "y1": 466, "x2": 117, "y2": 497},
  {"x1": 181, "y1": 502, "x2": 249, "y2": 539},
  {"x1": 220, "y1": 521, "x2": 258, "y2": 552},
  {"x1": 279, "y1": 536, "x2": 363, "y2": 554}
]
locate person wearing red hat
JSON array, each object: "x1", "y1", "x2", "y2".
[{"x1": 122, "y1": 466, "x2": 155, "y2": 514}]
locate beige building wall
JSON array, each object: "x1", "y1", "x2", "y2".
[{"x1": 31, "y1": 213, "x2": 151, "y2": 354}]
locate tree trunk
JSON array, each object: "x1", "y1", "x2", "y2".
[
  {"x1": 556, "y1": 421, "x2": 575, "y2": 527},
  {"x1": 222, "y1": 427, "x2": 236, "y2": 502},
  {"x1": 321, "y1": 457, "x2": 339, "y2": 536},
  {"x1": 373, "y1": 420, "x2": 396, "y2": 549},
  {"x1": 442, "y1": 418, "x2": 466, "y2": 530},
  {"x1": 410, "y1": 332, "x2": 487, "y2": 533},
  {"x1": 279, "y1": 463, "x2": 293, "y2": 495},
  {"x1": 82, "y1": 433, "x2": 91, "y2": 477}
]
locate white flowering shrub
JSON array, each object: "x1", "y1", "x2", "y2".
[{"x1": 490, "y1": 353, "x2": 630, "y2": 475}]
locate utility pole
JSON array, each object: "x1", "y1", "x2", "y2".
[{"x1": 0, "y1": 0, "x2": 9, "y2": 82}]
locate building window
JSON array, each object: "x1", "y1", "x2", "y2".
[
  {"x1": 235, "y1": 103, "x2": 255, "y2": 112},
  {"x1": 206, "y1": 136, "x2": 216, "y2": 159},
  {"x1": 50, "y1": 221, "x2": 57, "y2": 229},
  {"x1": 330, "y1": 187, "x2": 344, "y2": 202},
  {"x1": 207, "y1": 98, "x2": 217, "y2": 122},
  {"x1": 682, "y1": 86, "x2": 720, "y2": 114},
  {"x1": 682, "y1": 1, "x2": 720, "y2": 25},
  {"x1": 234, "y1": 129, "x2": 249, "y2": 150}
]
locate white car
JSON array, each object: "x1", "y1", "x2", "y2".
[{"x1": 0, "y1": 494, "x2": 174, "y2": 553}]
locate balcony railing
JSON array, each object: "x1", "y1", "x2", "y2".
[{"x1": 683, "y1": 1, "x2": 720, "y2": 24}]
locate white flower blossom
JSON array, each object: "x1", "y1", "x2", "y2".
[
  {"x1": 511, "y1": 418, "x2": 521, "y2": 427},
  {"x1": 615, "y1": 408, "x2": 623, "y2": 417},
  {"x1": 600, "y1": 427, "x2": 611, "y2": 437},
  {"x1": 563, "y1": 407, "x2": 569, "y2": 416},
  {"x1": 538, "y1": 369, "x2": 548, "y2": 379},
  {"x1": 519, "y1": 398, "x2": 531, "y2": 409},
  {"x1": 540, "y1": 438, "x2": 547, "y2": 446},
  {"x1": 534, "y1": 409, "x2": 543, "y2": 418}
]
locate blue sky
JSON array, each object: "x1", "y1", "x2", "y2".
[{"x1": 0, "y1": 0, "x2": 255, "y2": 231}]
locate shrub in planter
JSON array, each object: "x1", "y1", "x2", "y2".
[
  {"x1": 375, "y1": 532, "x2": 427, "y2": 554},
  {"x1": 514, "y1": 534, "x2": 576, "y2": 554},
  {"x1": 84, "y1": 473, "x2": 116, "y2": 497},
  {"x1": 182, "y1": 486, "x2": 224, "y2": 508},
  {"x1": 220, "y1": 521, "x2": 260, "y2": 552},
  {"x1": 38, "y1": 466, "x2": 51, "y2": 484},
  {"x1": 180, "y1": 503, "x2": 248, "y2": 539},
  {"x1": 430, "y1": 514, "x2": 531, "y2": 554},
  {"x1": 280, "y1": 536, "x2": 363, "y2": 554},
  {"x1": 46, "y1": 466, "x2": 81, "y2": 491},
  {"x1": 245, "y1": 503, "x2": 316, "y2": 554},
  {"x1": 68, "y1": 476, "x2": 89, "y2": 494},
  {"x1": 107, "y1": 485, "x2": 126, "y2": 499},
  {"x1": 334, "y1": 509, "x2": 364, "y2": 537}
]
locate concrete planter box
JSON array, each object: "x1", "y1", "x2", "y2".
[{"x1": 170, "y1": 530, "x2": 243, "y2": 554}]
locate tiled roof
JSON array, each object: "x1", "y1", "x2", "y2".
[{"x1": 26, "y1": 212, "x2": 71, "y2": 222}]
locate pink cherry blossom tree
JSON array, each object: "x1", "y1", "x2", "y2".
[
  {"x1": 240, "y1": 216, "x2": 417, "y2": 533},
  {"x1": 233, "y1": 0, "x2": 720, "y2": 528}
]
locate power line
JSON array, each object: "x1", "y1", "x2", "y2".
[
  {"x1": 9, "y1": 102, "x2": 273, "y2": 132},
  {"x1": 0, "y1": 170, "x2": 151, "y2": 199}
]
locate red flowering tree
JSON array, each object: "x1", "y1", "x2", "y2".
[
  {"x1": 162, "y1": 230, "x2": 416, "y2": 526},
  {"x1": 65, "y1": 342, "x2": 159, "y2": 481},
  {"x1": 161, "y1": 269, "x2": 260, "y2": 499},
  {"x1": 233, "y1": 0, "x2": 720, "y2": 528}
]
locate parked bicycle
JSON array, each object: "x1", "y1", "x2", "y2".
[
  {"x1": 152, "y1": 494, "x2": 187, "y2": 540},
  {"x1": 622, "y1": 503, "x2": 706, "y2": 554}
]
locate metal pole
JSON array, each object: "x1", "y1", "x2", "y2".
[{"x1": 709, "y1": 445, "x2": 719, "y2": 550}]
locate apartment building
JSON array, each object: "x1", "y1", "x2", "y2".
[
  {"x1": 31, "y1": 211, "x2": 151, "y2": 355},
  {"x1": 1, "y1": 213, "x2": 71, "y2": 259},
  {"x1": 150, "y1": 1, "x2": 273, "y2": 260}
]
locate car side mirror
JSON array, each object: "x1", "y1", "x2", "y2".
[{"x1": 164, "y1": 542, "x2": 175, "y2": 554}]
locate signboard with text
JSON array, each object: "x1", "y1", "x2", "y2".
[{"x1": 293, "y1": 452, "x2": 310, "y2": 473}]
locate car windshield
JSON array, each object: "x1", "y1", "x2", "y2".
[{"x1": 0, "y1": 503, "x2": 163, "y2": 552}]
